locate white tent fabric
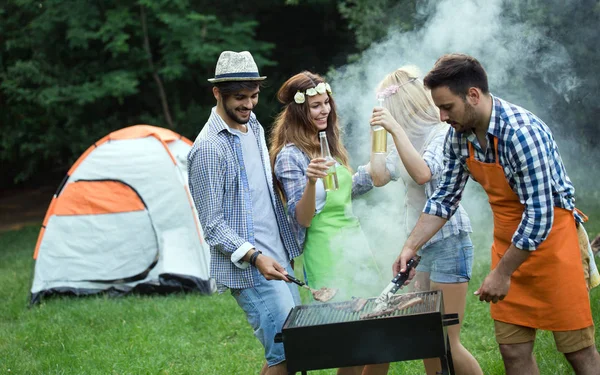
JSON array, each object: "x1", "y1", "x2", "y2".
[{"x1": 31, "y1": 126, "x2": 215, "y2": 303}]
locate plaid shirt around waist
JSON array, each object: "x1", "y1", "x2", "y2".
[{"x1": 188, "y1": 108, "x2": 301, "y2": 291}]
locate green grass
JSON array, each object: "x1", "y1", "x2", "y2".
[{"x1": 1, "y1": 224, "x2": 599, "y2": 374}]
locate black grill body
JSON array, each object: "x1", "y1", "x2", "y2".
[{"x1": 277, "y1": 290, "x2": 457, "y2": 374}]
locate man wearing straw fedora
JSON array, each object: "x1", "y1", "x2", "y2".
[{"x1": 188, "y1": 51, "x2": 302, "y2": 375}]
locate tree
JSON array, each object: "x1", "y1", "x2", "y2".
[{"x1": 338, "y1": 0, "x2": 418, "y2": 53}]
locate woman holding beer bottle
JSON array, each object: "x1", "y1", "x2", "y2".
[
  {"x1": 269, "y1": 71, "x2": 388, "y2": 375},
  {"x1": 369, "y1": 66, "x2": 482, "y2": 375}
]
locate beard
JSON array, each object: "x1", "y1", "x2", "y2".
[
  {"x1": 223, "y1": 102, "x2": 251, "y2": 125},
  {"x1": 453, "y1": 101, "x2": 478, "y2": 133}
]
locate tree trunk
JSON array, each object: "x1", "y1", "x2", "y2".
[{"x1": 140, "y1": 5, "x2": 174, "y2": 129}]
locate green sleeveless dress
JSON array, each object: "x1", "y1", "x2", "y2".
[{"x1": 301, "y1": 164, "x2": 384, "y2": 302}]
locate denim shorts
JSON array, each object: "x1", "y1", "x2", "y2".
[
  {"x1": 416, "y1": 231, "x2": 474, "y2": 283},
  {"x1": 230, "y1": 265, "x2": 300, "y2": 366}
]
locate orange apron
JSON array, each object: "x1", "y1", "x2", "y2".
[{"x1": 466, "y1": 137, "x2": 592, "y2": 331}]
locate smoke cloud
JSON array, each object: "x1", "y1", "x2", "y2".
[{"x1": 326, "y1": 0, "x2": 592, "y2": 286}]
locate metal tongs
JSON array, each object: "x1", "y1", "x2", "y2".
[{"x1": 372, "y1": 256, "x2": 421, "y2": 313}]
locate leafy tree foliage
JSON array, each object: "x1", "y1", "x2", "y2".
[
  {"x1": 338, "y1": 0, "x2": 417, "y2": 51},
  {"x1": 1, "y1": 0, "x2": 275, "y2": 185},
  {"x1": 1, "y1": 0, "x2": 357, "y2": 187}
]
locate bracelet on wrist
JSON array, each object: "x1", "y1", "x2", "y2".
[{"x1": 250, "y1": 250, "x2": 262, "y2": 266}]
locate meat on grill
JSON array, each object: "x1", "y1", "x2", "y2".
[
  {"x1": 351, "y1": 298, "x2": 368, "y2": 312},
  {"x1": 313, "y1": 287, "x2": 338, "y2": 302},
  {"x1": 330, "y1": 298, "x2": 368, "y2": 312},
  {"x1": 359, "y1": 296, "x2": 424, "y2": 319}
]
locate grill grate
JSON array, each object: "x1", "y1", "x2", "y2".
[{"x1": 286, "y1": 291, "x2": 441, "y2": 328}]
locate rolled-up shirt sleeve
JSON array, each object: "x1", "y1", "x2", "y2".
[
  {"x1": 424, "y1": 130, "x2": 469, "y2": 219},
  {"x1": 508, "y1": 127, "x2": 554, "y2": 251},
  {"x1": 422, "y1": 130, "x2": 446, "y2": 180},
  {"x1": 188, "y1": 140, "x2": 252, "y2": 269}
]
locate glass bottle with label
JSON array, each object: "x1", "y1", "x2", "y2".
[{"x1": 319, "y1": 131, "x2": 339, "y2": 191}]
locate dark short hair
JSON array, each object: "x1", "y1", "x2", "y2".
[
  {"x1": 423, "y1": 53, "x2": 489, "y2": 97},
  {"x1": 214, "y1": 81, "x2": 264, "y2": 99}
]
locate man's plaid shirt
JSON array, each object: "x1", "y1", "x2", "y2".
[
  {"x1": 425, "y1": 95, "x2": 580, "y2": 251},
  {"x1": 188, "y1": 108, "x2": 301, "y2": 292}
]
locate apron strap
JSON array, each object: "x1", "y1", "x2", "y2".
[
  {"x1": 468, "y1": 136, "x2": 500, "y2": 165},
  {"x1": 574, "y1": 207, "x2": 589, "y2": 223},
  {"x1": 468, "y1": 141, "x2": 475, "y2": 161},
  {"x1": 493, "y1": 137, "x2": 500, "y2": 166}
]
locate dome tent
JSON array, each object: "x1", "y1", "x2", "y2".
[{"x1": 30, "y1": 125, "x2": 215, "y2": 304}]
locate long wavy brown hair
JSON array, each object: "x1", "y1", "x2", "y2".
[{"x1": 269, "y1": 71, "x2": 350, "y2": 179}]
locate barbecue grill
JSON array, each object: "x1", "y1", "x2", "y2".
[{"x1": 275, "y1": 290, "x2": 458, "y2": 374}]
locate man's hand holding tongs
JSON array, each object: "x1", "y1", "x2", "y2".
[
  {"x1": 392, "y1": 213, "x2": 448, "y2": 283},
  {"x1": 257, "y1": 256, "x2": 290, "y2": 281},
  {"x1": 245, "y1": 249, "x2": 290, "y2": 281},
  {"x1": 392, "y1": 246, "x2": 418, "y2": 285},
  {"x1": 373, "y1": 254, "x2": 421, "y2": 313}
]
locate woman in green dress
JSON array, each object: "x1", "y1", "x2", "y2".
[{"x1": 269, "y1": 71, "x2": 387, "y2": 375}]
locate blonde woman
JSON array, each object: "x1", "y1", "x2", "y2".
[
  {"x1": 270, "y1": 71, "x2": 388, "y2": 375},
  {"x1": 369, "y1": 66, "x2": 483, "y2": 375}
]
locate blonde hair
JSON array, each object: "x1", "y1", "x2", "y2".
[
  {"x1": 376, "y1": 65, "x2": 442, "y2": 152},
  {"x1": 269, "y1": 71, "x2": 350, "y2": 171}
]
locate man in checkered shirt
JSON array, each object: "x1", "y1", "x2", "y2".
[
  {"x1": 188, "y1": 51, "x2": 301, "y2": 375},
  {"x1": 393, "y1": 54, "x2": 599, "y2": 375}
]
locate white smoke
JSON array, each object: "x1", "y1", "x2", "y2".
[{"x1": 328, "y1": 0, "x2": 583, "y2": 279}]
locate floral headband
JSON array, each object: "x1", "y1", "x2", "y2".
[
  {"x1": 376, "y1": 78, "x2": 417, "y2": 101},
  {"x1": 294, "y1": 82, "x2": 332, "y2": 104}
]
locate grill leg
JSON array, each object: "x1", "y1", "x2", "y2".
[{"x1": 439, "y1": 334, "x2": 456, "y2": 375}]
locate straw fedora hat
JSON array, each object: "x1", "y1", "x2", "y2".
[{"x1": 208, "y1": 51, "x2": 267, "y2": 83}]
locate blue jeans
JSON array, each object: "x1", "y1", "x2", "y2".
[
  {"x1": 230, "y1": 265, "x2": 300, "y2": 366},
  {"x1": 417, "y1": 231, "x2": 474, "y2": 283}
]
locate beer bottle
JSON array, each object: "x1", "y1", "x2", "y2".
[
  {"x1": 319, "y1": 131, "x2": 339, "y2": 191},
  {"x1": 372, "y1": 98, "x2": 387, "y2": 154}
]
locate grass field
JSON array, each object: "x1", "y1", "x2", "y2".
[{"x1": 1, "y1": 220, "x2": 599, "y2": 374}]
